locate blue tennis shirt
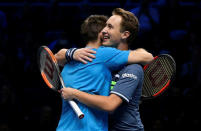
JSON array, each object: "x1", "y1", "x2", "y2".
[{"x1": 56, "y1": 46, "x2": 130, "y2": 131}]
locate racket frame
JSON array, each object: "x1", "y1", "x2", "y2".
[
  {"x1": 142, "y1": 54, "x2": 176, "y2": 99},
  {"x1": 38, "y1": 46, "x2": 84, "y2": 119}
]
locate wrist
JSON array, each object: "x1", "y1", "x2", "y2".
[
  {"x1": 65, "y1": 48, "x2": 77, "y2": 62},
  {"x1": 72, "y1": 88, "x2": 80, "y2": 100},
  {"x1": 71, "y1": 88, "x2": 78, "y2": 99}
]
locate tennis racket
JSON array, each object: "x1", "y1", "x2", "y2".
[
  {"x1": 37, "y1": 46, "x2": 84, "y2": 119},
  {"x1": 142, "y1": 54, "x2": 176, "y2": 99}
]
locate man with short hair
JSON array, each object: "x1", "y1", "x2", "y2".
[{"x1": 56, "y1": 8, "x2": 152, "y2": 131}]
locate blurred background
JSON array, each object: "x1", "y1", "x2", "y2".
[{"x1": 0, "y1": 0, "x2": 201, "y2": 131}]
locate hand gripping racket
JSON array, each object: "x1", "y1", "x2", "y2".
[
  {"x1": 37, "y1": 46, "x2": 84, "y2": 119},
  {"x1": 142, "y1": 54, "x2": 176, "y2": 99}
]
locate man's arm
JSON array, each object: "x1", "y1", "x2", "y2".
[
  {"x1": 128, "y1": 48, "x2": 154, "y2": 65},
  {"x1": 55, "y1": 48, "x2": 96, "y2": 66},
  {"x1": 55, "y1": 49, "x2": 67, "y2": 66},
  {"x1": 55, "y1": 48, "x2": 153, "y2": 67},
  {"x1": 61, "y1": 88, "x2": 123, "y2": 112},
  {"x1": 61, "y1": 64, "x2": 143, "y2": 113}
]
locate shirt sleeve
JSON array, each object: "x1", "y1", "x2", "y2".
[
  {"x1": 102, "y1": 47, "x2": 130, "y2": 71},
  {"x1": 110, "y1": 64, "x2": 143, "y2": 103}
]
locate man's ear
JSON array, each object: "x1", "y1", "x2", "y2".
[{"x1": 121, "y1": 31, "x2": 130, "y2": 39}]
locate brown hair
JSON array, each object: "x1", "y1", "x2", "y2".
[
  {"x1": 81, "y1": 15, "x2": 108, "y2": 44},
  {"x1": 112, "y1": 8, "x2": 139, "y2": 45}
]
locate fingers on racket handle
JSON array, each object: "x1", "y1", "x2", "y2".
[{"x1": 68, "y1": 100, "x2": 84, "y2": 119}]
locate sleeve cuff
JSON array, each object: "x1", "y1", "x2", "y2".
[{"x1": 110, "y1": 91, "x2": 129, "y2": 103}]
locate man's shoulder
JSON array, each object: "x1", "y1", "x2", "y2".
[
  {"x1": 98, "y1": 46, "x2": 117, "y2": 51},
  {"x1": 117, "y1": 64, "x2": 144, "y2": 81},
  {"x1": 124, "y1": 64, "x2": 143, "y2": 73},
  {"x1": 97, "y1": 46, "x2": 129, "y2": 57}
]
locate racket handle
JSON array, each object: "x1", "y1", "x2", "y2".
[{"x1": 68, "y1": 100, "x2": 84, "y2": 119}]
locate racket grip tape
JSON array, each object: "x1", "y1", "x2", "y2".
[{"x1": 68, "y1": 100, "x2": 84, "y2": 119}]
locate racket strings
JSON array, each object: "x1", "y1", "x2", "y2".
[
  {"x1": 142, "y1": 56, "x2": 176, "y2": 97},
  {"x1": 39, "y1": 49, "x2": 61, "y2": 90}
]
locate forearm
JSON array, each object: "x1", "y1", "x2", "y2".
[
  {"x1": 128, "y1": 48, "x2": 154, "y2": 65},
  {"x1": 72, "y1": 89, "x2": 111, "y2": 111},
  {"x1": 55, "y1": 49, "x2": 67, "y2": 66},
  {"x1": 54, "y1": 48, "x2": 77, "y2": 66},
  {"x1": 69, "y1": 89, "x2": 122, "y2": 112},
  {"x1": 55, "y1": 48, "x2": 96, "y2": 66}
]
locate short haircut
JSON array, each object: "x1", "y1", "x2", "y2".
[
  {"x1": 81, "y1": 15, "x2": 108, "y2": 44},
  {"x1": 112, "y1": 8, "x2": 139, "y2": 45}
]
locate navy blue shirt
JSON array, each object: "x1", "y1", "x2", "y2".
[{"x1": 110, "y1": 64, "x2": 144, "y2": 131}]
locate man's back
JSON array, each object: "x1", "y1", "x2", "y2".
[{"x1": 57, "y1": 46, "x2": 129, "y2": 131}]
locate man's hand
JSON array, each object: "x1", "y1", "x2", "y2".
[
  {"x1": 73, "y1": 48, "x2": 96, "y2": 64},
  {"x1": 60, "y1": 88, "x2": 76, "y2": 100}
]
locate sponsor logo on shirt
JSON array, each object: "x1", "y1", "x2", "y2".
[
  {"x1": 122, "y1": 73, "x2": 137, "y2": 80},
  {"x1": 115, "y1": 74, "x2": 120, "y2": 78}
]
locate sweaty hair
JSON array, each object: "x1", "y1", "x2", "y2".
[
  {"x1": 112, "y1": 8, "x2": 139, "y2": 45},
  {"x1": 81, "y1": 15, "x2": 108, "y2": 44}
]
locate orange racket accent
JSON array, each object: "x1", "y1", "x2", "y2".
[
  {"x1": 38, "y1": 46, "x2": 84, "y2": 119},
  {"x1": 41, "y1": 72, "x2": 53, "y2": 88},
  {"x1": 153, "y1": 80, "x2": 170, "y2": 97},
  {"x1": 44, "y1": 47, "x2": 57, "y2": 63}
]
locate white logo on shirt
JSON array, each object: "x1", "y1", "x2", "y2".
[
  {"x1": 122, "y1": 73, "x2": 137, "y2": 80},
  {"x1": 115, "y1": 74, "x2": 120, "y2": 78}
]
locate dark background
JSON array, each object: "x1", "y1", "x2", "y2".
[{"x1": 0, "y1": 0, "x2": 201, "y2": 131}]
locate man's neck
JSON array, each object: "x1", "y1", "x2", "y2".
[
  {"x1": 86, "y1": 40, "x2": 101, "y2": 48},
  {"x1": 117, "y1": 43, "x2": 129, "y2": 51}
]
